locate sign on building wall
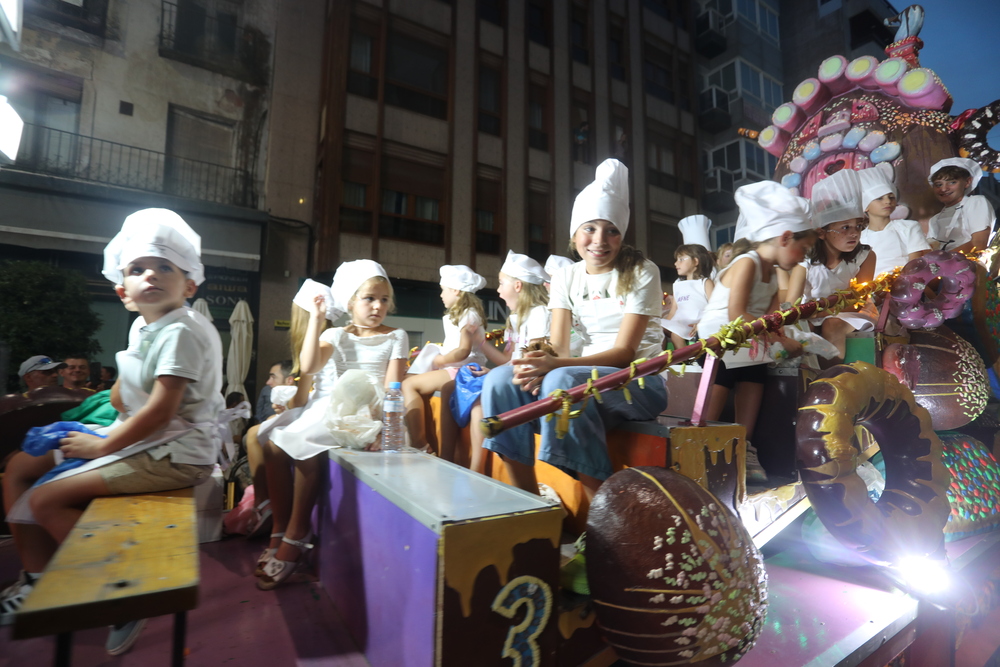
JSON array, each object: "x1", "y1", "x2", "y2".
[{"x1": 196, "y1": 266, "x2": 257, "y2": 331}]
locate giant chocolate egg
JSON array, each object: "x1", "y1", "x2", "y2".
[
  {"x1": 882, "y1": 326, "x2": 989, "y2": 430},
  {"x1": 586, "y1": 467, "x2": 767, "y2": 666}
]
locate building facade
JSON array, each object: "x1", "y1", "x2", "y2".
[{"x1": 312, "y1": 0, "x2": 702, "y2": 296}]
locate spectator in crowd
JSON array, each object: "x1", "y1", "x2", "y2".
[
  {"x1": 256, "y1": 360, "x2": 294, "y2": 423},
  {"x1": 18, "y1": 356, "x2": 64, "y2": 394},
  {"x1": 59, "y1": 356, "x2": 94, "y2": 393}
]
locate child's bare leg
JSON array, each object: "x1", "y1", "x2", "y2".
[
  {"x1": 468, "y1": 402, "x2": 487, "y2": 474},
  {"x1": 2, "y1": 451, "x2": 59, "y2": 572},
  {"x1": 502, "y1": 458, "x2": 538, "y2": 495},
  {"x1": 732, "y1": 381, "x2": 765, "y2": 441},
  {"x1": 29, "y1": 470, "x2": 110, "y2": 546},
  {"x1": 274, "y1": 455, "x2": 321, "y2": 561},
  {"x1": 821, "y1": 318, "x2": 853, "y2": 361},
  {"x1": 244, "y1": 424, "x2": 268, "y2": 505},
  {"x1": 262, "y1": 441, "x2": 293, "y2": 550},
  {"x1": 670, "y1": 332, "x2": 687, "y2": 350},
  {"x1": 578, "y1": 474, "x2": 603, "y2": 502},
  {"x1": 439, "y1": 379, "x2": 459, "y2": 462},
  {"x1": 403, "y1": 370, "x2": 450, "y2": 450}
]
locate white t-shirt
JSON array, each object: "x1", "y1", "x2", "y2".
[
  {"x1": 927, "y1": 195, "x2": 995, "y2": 250},
  {"x1": 325, "y1": 327, "x2": 409, "y2": 385},
  {"x1": 548, "y1": 259, "x2": 664, "y2": 360},
  {"x1": 441, "y1": 309, "x2": 487, "y2": 368},
  {"x1": 134, "y1": 307, "x2": 226, "y2": 465},
  {"x1": 506, "y1": 305, "x2": 552, "y2": 361},
  {"x1": 861, "y1": 220, "x2": 930, "y2": 275},
  {"x1": 801, "y1": 247, "x2": 871, "y2": 299}
]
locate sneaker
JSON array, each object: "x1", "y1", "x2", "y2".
[
  {"x1": 0, "y1": 572, "x2": 35, "y2": 626},
  {"x1": 745, "y1": 443, "x2": 769, "y2": 485},
  {"x1": 106, "y1": 618, "x2": 147, "y2": 656}
]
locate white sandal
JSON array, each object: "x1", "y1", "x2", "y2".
[
  {"x1": 247, "y1": 499, "x2": 273, "y2": 539},
  {"x1": 257, "y1": 534, "x2": 313, "y2": 590},
  {"x1": 254, "y1": 532, "x2": 284, "y2": 577}
]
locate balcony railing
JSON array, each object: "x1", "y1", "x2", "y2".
[
  {"x1": 159, "y1": 0, "x2": 269, "y2": 85},
  {"x1": 12, "y1": 123, "x2": 254, "y2": 208}
]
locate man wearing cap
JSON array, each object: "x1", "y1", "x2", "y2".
[{"x1": 18, "y1": 356, "x2": 65, "y2": 394}]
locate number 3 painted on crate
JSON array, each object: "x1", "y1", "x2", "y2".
[{"x1": 491, "y1": 575, "x2": 553, "y2": 667}]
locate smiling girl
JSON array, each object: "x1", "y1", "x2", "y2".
[
  {"x1": 859, "y1": 163, "x2": 930, "y2": 276},
  {"x1": 480, "y1": 159, "x2": 667, "y2": 500}
]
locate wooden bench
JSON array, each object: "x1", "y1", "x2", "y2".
[{"x1": 13, "y1": 487, "x2": 199, "y2": 667}]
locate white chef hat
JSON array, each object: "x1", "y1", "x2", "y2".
[
  {"x1": 331, "y1": 259, "x2": 389, "y2": 315},
  {"x1": 269, "y1": 385, "x2": 297, "y2": 408},
  {"x1": 858, "y1": 163, "x2": 897, "y2": 210},
  {"x1": 440, "y1": 265, "x2": 486, "y2": 293},
  {"x1": 810, "y1": 168, "x2": 864, "y2": 228},
  {"x1": 570, "y1": 158, "x2": 630, "y2": 237},
  {"x1": 103, "y1": 208, "x2": 204, "y2": 285},
  {"x1": 734, "y1": 181, "x2": 814, "y2": 242},
  {"x1": 544, "y1": 255, "x2": 574, "y2": 276},
  {"x1": 928, "y1": 157, "x2": 983, "y2": 193},
  {"x1": 678, "y1": 214, "x2": 713, "y2": 248},
  {"x1": 501, "y1": 250, "x2": 549, "y2": 285},
  {"x1": 292, "y1": 279, "x2": 338, "y2": 321}
]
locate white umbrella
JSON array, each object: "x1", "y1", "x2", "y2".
[
  {"x1": 192, "y1": 298, "x2": 214, "y2": 322},
  {"x1": 226, "y1": 299, "x2": 254, "y2": 400}
]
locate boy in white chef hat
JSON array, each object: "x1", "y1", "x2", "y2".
[
  {"x1": 403, "y1": 264, "x2": 489, "y2": 456},
  {"x1": 927, "y1": 157, "x2": 996, "y2": 255},
  {"x1": 859, "y1": 163, "x2": 930, "y2": 276},
  {"x1": 2, "y1": 208, "x2": 225, "y2": 652}
]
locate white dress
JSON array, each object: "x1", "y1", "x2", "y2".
[
  {"x1": 263, "y1": 327, "x2": 409, "y2": 460},
  {"x1": 661, "y1": 278, "x2": 709, "y2": 339},
  {"x1": 504, "y1": 305, "x2": 552, "y2": 362},
  {"x1": 441, "y1": 310, "x2": 487, "y2": 368},
  {"x1": 697, "y1": 252, "x2": 776, "y2": 368},
  {"x1": 801, "y1": 248, "x2": 877, "y2": 330},
  {"x1": 861, "y1": 220, "x2": 931, "y2": 275}
]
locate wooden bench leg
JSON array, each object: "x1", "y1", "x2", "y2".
[
  {"x1": 172, "y1": 611, "x2": 187, "y2": 667},
  {"x1": 54, "y1": 632, "x2": 72, "y2": 667}
]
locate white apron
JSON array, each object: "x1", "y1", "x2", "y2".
[{"x1": 8, "y1": 348, "x2": 240, "y2": 523}]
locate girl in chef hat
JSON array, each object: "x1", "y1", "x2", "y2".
[
  {"x1": 858, "y1": 163, "x2": 929, "y2": 276},
  {"x1": 697, "y1": 181, "x2": 817, "y2": 485},
  {"x1": 403, "y1": 265, "x2": 488, "y2": 456},
  {"x1": 480, "y1": 159, "x2": 668, "y2": 500}
]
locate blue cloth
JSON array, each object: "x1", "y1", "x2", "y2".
[
  {"x1": 449, "y1": 364, "x2": 486, "y2": 428},
  {"x1": 21, "y1": 421, "x2": 107, "y2": 485},
  {"x1": 481, "y1": 366, "x2": 668, "y2": 480}
]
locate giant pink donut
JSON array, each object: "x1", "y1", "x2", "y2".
[{"x1": 889, "y1": 250, "x2": 977, "y2": 329}]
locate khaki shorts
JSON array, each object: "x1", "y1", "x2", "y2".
[{"x1": 99, "y1": 451, "x2": 213, "y2": 495}]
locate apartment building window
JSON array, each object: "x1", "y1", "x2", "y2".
[
  {"x1": 571, "y1": 5, "x2": 589, "y2": 65},
  {"x1": 679, "y1": 140, "x2": 697, "y2": 197},
  {"x1": 643, "y1": 0, "x2": 672, "y2": 22},
  {"x1": 572, "y1": 92, "x2": 592, "y2": 164},
  {"x1": 736, "y1": 0, "x2": 778, "y2": 41},
  {"x1": 479, "y1": 0, "x2": 503, "y2": 26},
  {"x1": 677, "y1": 57, "x2": 693, "y2": 112},
  {"x1": 608, "y1": 25, "x2": 626, "y2": 81},
  {"x1": 479, "y1": 64, "x2": 501, "y2": 136},
  {"x1": 347, "y1": 28, "x2": 379, "y2": 99},
  {"x1": 166, "y1": 105, "x2": 239, "y2": 202},
  {"x1": 340, "y1": 146, "x2": 375, "y2": 233},
  {"x1": 527, "y1": 189, "x2": 551, "y2": 262},
  {"x1": 705, "y1": 61, "x2": 736, "y2": 93},
  {"x1": 385, "y1": 31, "x2": 449, "y2": 120},
  {"x1": 644, "y1": 45, "x2": 674, "y2": 104},
  {"x1": 26, "y1": 0, "x2": 109, "y2": 37},
  {"x1": 476, "y1": 176, "x2": 502, "y2": 254},
  {"x1": 738, "y1": 61, "x2": 782, "y2": 110},
  {"x1": 647, "y1": 133, "x2": 676, "y2": 191},
  {"x1": 379, "y1": 156, "x2": 446, "y2": 245},
  {"x1": 528, "y1": 83, "x2": 549, "y2": 152},
  {"x1": 612, "y1": 114, "x2": 629, "y2": 161},
  {"x1": 526, "y1": 0, "x2": 550, "y2": 46},
  {"x1": 709, "y1": 139, "x2": 776, "y2": 182}
]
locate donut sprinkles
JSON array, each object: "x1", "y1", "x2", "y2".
[
  {"x1": 940, "y1": 433, "x2": 1000, "y2": 541},
  {"x1": 888, "y1": 251, "x2": 977, "y2": 329},
  {"x1": 952, "y1": 334, "x2": 991, "y2": 420},
  {"x1": 958, "y1": 99, "x2": 1000, "y2": 173}
]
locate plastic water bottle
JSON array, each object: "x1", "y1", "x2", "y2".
[{"x1": 382, "y1": 381, "x2": 405, "y2": 452}]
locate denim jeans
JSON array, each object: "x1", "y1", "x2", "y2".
[{"x1": 481, "y1": 365, "x2": 668, "y2": 480}]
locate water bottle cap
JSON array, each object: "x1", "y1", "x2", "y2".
[{"x1": 389, "y1": 381, "x2": 402, "y2": 390}]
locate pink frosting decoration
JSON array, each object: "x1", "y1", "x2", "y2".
[
  {"x1": 873, "y1": 57, "x2": 909, "y2": 97},
  {"x1": 845, "y1": 56, "x2": 881, "y2": 90},
  {"x1": 898, "y1": 68, "x2": 953, "y2": 112},
  {"x1": 757, "y1": 125, "x2": 789, "y2": 158},
  {"x1": 790, "y1": 156, "x2": 809, "y2": 174},
  {"x1": 820, "y1": 133, "x2": 844, "y2": 152},
  {"x1": 792, "y1": 78, "x2": 831, "y2": 117},
  {"x1": 858, "y1": 130, "x2": 887, "y2": 153},
  {"x1": 800, "y1": 152, "x2": 872, "y2": 199},
  {"x1": 771, "y1": 102, "x2": 805, "y2": 133},
  {"x1": 817, "y1": 55, "x2": 853, "y2": 96}
]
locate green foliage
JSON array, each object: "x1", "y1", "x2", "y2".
[{"x1": 0, "y1": 261, "x2": 102, "y2": 392}]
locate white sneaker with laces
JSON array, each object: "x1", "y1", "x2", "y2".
[
  {"x1": 0, "y1": 571, "x2": 35, "y2": 626},
  {"x1": 745, "y1": 442, "x2": 769, "y2": 484},
  {"x1": 106, "y1": 618, "x2": 148, "y2": 655}
]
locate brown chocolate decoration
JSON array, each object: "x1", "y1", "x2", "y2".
[
  {"x1": 586, "y1": 467, "x2": 767, "y2": 666},
  {"x1": 796, "y1": 362, "x2": 950, "y2": 566},
  {"x1": 881, "y1": 326, "x2": 989, "y2": 430},
  {"x1": 0, "y1": 387, "x2": 88, "y2": 463}
]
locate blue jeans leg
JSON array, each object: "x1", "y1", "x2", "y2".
[
  {"x1": 481, "y1": 365, "x2": 538, "y2": 467},
  {"x1": 538, "y1": 367, "x2": 668, "y2": 480}
]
